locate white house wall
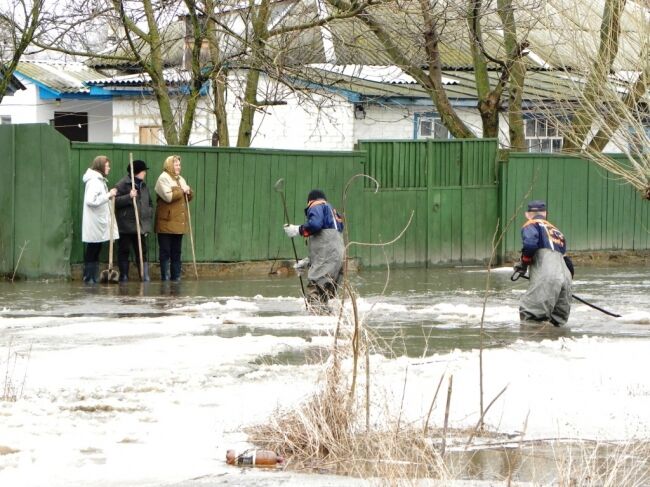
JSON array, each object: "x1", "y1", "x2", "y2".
[
  {"x1": 353, "y1": 105, "x2": 414, "y2": 141},
  {"x1": 112, "y1": 75, "x2": 356, "y2": 150},
  {"x1": 225, "y1": 74, "x2": 355, "y2": 150},
  {"x1": 0, "y1": 80, "x2": 40, "y2": 123},
  {"x1": 0, "y1": 77, "x2": 113, "y2": 142},
  {"x1": 108, "y1": 74, "x2": 628, "y2": 153}
]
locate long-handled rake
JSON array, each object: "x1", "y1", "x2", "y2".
[
  {"x1": 274, "y1": 178, "x2": 307, "y2": 306},
  {"x1": 184, "y1": 192, "x2": 199, "y2": 280}
]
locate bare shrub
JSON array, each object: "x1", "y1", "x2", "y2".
[{"x1": 2, "y1": 339, "x2": 31, "y2": 402}]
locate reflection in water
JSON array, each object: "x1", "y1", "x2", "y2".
[{"x1": 447, "y1": 440, "x2": 650, "y2": 484}]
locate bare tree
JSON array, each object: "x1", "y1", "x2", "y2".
[
  {"x1": 0, "y1": 0, "x2": 43, "y2": 103},
  {"x1": 533, "y1": 0, "x2": 650, "y2": 197},
  {"x1": 321, "y1": 0, "x2": 532, "y2": 143}
]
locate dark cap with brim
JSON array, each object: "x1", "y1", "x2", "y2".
[{"x1": 527, "y1": 200, "x2": 547, "y2": 212}]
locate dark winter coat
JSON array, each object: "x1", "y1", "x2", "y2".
[{"x1": 114, "y1": 175, "x2": 154, "y2": 234}]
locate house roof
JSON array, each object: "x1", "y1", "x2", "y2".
[
  {"x1": 86, "y1": 69, "x2": 191, "y2": 86},
  {"x1": 88, "y1": 21, "x2": 187, "y2": 69},
  {"x1": 15, "y1": 60, "x2": 110, "y2": 94},
  {"x1": 322, "y1": 0, "x2": 647, "y2": 71},
  {"x1": 300, "y1": 64, "x2": 594, "y2": 104},
  {"x1": 1, "y1": 71, "x2": 26, "y2": 95}
]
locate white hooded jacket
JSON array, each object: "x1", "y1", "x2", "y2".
[{"x1": 82, "y1": 168, "x2": 119, "y2": 243}]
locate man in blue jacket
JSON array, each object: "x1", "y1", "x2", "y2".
[
  {"x1": 284, "y1": 189, "x2": 344, "y2": 313},
  {"x1": 514, "y1": 200, "x2": 573, "y2": 326}
]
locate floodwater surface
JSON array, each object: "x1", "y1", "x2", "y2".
[{"x1": 1, "y1": 266, "x2": 649, "y2": 486}]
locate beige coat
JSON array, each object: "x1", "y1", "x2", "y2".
[{"x1": 154, "y1": 169, "x2": 193, "y2": 235}]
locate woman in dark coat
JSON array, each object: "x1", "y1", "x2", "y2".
[{"x1": 114, "y1": 159, "x2": 154, "y2": 281}]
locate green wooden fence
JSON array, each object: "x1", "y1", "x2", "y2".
[
  {"x1": 70, "y1": 143, "x2": 366, "y2": 266},
  {"x1": 2, "y1": 123, "x2": 649, "y2": 279},
  {"x1": 0, "y1": 124, "x2": 72, "y2": 278},
  {"x1": 500, "y1": 153, "x2": 650, "y2": 255},
  {"x1": 352, "y1": 139, "x2": 499, "y2": 266}
]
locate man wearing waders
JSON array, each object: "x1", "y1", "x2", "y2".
[
  {"x1": 515, "y1": 200, "x2": 574, "y2": 326},
  {"x1": 283, "y1": 190, "x2": 345, "y2": 314}
]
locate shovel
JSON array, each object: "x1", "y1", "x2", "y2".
[
  {"x1": 273, "y1": 178, "x2": 307, "y2": 307},
  {"x1": 100, "y1": 199, "x2": 119, "y2": 283},
  {"x1": 129, "y1": 153, "x2": 145, "y2": 281}
]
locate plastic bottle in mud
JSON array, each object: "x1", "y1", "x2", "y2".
[{"x1": 226, "y1": 449, "x2": 284, "y2": 467}]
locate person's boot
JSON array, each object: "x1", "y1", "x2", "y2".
[
  {"x1": 118, "y1": 261, "x2": 129, "y2": 283},
  {"x1": 170, "y1": 261, "x2": 182, "y2": 282},
  {"x1": 160, "y1": 259, "x2": 170, "y2": 281},
  {"x1": 141, "y1": 262, "x2": 150, "y2": 282},
  {"x1": 82, "y1": 262, "x2": 98, "y2": 284}
]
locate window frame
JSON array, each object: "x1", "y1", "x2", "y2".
[
  {"x1": 414, "y1": 112, "x2": 453, "y2": 140},
  {"x1": 524, "y1": 113, "x2": 563, "y2": 153}
]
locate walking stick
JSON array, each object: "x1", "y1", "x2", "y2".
[
  {"x1": 184, "y1": 192, "x2": 199, "y2": 280},
  {"x1": 273, "y1": 178, "x2": 307, "y2": 308},
  {"x1": 511, "y1": 271, "x2": 621, "y2": 317},
  {"x1": 100, "y1": 199, "x2": 119, "y2": 283},
  {"x1": 129, "y1": 153, "x2": 144, "y2": 281}
]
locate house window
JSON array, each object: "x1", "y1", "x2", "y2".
[
  {"x1": 415, "y1": 113, "x2": 452, "y2": 140},
  {"x1": 52, "y1": 112, "x2": 88, "y2": 142},
  {"x1": 0, "y1": 115, "x2": 11, "y2": 124},
  {"x1": 139, "y1": 126, "x2": 164, "y2": 145},
  {"x1": 525, "y1": 116, "x2": 562, "y2": 153}
]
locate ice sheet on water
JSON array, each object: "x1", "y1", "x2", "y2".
[
  {"x1": 617, "y1": 310, "x2": 650, "y2": 324},
  {"x1": 171, "y1": 298, "x2": 261, "y2": 313}
]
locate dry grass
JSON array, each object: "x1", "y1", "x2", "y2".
[
  {"x1": 2, "y1": 339, "x2": 31, "y2": 402},
  {"x1": 246, "y1": 347, "x2": 448, "y2": 480},
  {"x1": 553, "y1": 440, "x2": 650, "y2": 487}
]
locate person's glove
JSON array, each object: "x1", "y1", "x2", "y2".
[
  {"x1": 293, "y1": 257, "x2": 310, "y2": 276},
  {"x1": 513, "y1": 260, "x2": 528, "y2": 275},
  {"x1": 283, "y1": 224, "x2": 300, "y2": 238}
]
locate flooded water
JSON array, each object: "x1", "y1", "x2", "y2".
[{"x1": 1, "y1": 266, "x2": 649, "y2": 486}]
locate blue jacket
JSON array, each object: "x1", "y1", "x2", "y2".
[
  {"x1": 299, "y1": 200, "x2": 344, "y2": 237},
  {"x1": 521, "y1": 216, "x2": 567, "y2": 259}
]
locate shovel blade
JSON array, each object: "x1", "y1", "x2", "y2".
[
  {"x1": 99, "y1": 269, "x2": 109, "y2": 283},
  {"x1": 109, "y1": 269, "x2": 120, "y2": 283},
  {"x1": 273, "y1": 178, "x2": 285, "y2": 192}
]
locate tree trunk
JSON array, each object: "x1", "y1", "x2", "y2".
[
  {"x1": 498, "y1": 0, "x2": 526, "y2": 150},
  {"x1": 205, "y1": 0, "x2": 230, "y2": 147},
  {"x1": 237, "y1": 68, "x2": 261, "y2": 147},
  {"x1": 563, "y1": 0, "x2": 626, "y2": 151},
  {"x1": 211, "y1": 69, "x2": 230, "y2": 147},
  {"x1": 587, "y1": 56, "x2": 649, "y2": 152}
]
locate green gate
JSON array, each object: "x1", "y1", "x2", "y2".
[{"x1": 353, "y1": 139, "x2": 499, "y2": 267}]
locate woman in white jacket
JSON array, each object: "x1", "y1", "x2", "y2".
[{"x1": 82, "y1": 155, "x2": 118, "y2": 283}]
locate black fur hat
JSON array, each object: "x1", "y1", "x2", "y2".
[{"x1": 128, "y1": 159, "x2": 149, "y2": 175}]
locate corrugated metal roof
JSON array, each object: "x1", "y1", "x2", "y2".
[
  {"x1": 301, "y1": 64, "x2": 595, "y2": 103},
  {"x1": 306, "y1": 64, "x2": 458, "y2": 85},
  {"x1": 86, "y1": 69, "x2": 191, "y2": 86},
  {"x1": 16, "y1": 60, "x2": 109, "y2": 94},
  {"x1": 89, "y1": 21, "x2": 187, "y2": 68},
  {"x1": 85, "y1": 0, "x2": 646, "y2": 71}
]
